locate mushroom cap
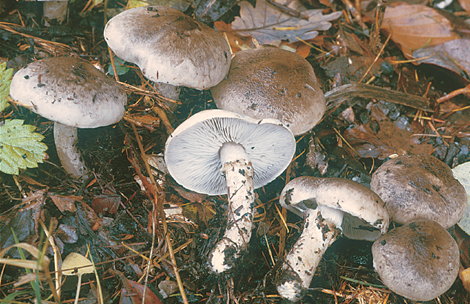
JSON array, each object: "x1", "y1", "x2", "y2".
[
  {"x1": 9, "y1": 57, "x2": 127, "y2": 128},
  {"x1": 104, "y1": 6, "x2": 231, "y2": 90},
  {"x1": 372, "y1": 219, "x2": 459, "y2": 302},
  {"x1": 370, "y1": 154, "x2": 467, "y2": 229},
  {"x1": 280, "y1": 176, "x2": 390, "y2": 240},
  {"x1": 164, "y1": 109, "x2": 296, "y2": 195},
  {"x1": 210, "y1": 47, "x2": 326, "y2": 136}
]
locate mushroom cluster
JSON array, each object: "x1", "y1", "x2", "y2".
[
  {"x1": 164, "y1": 109, "x2": 296, "y2": 273},
  {"x1": 367, "y1": 154, "x2": 466, "y2": 302}
]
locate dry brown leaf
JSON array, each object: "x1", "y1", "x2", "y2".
[
  {"x1": 343, "y1": 105, "x2": 434, "y2": 159},
  {"x1": 381, "y1": 3, "x2": 460, "y2": 58},
  {"x1": 49, "y1": 194, "x2": 81, "y2": 213},
  {"x1": 214, "y1": 21, "x2": 255, "y2": 53},
  {"x1": 92, "y1": 193, "x2": 121, "y2": 214},
  {"x1": 232, "y1": 0, "x2": 342, "y2": 46},
  {"x1": 120, "y1": 279, "x2": 163, "y2": 304},
  {"x1": 459, "y1": 0, "x2": 470, "y2": 13},
  {"x1": 413, "y1": 38, "x2": 470, "y2": 77}
]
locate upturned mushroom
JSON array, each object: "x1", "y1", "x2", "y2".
[
  {"x1": 370, "y1": 154, "x2": 467, "y2": 228},
  {"x1": 372, "y1": 218, "x2": 459, "y2": 302},
  {"x1": 104, "y1": 6, "x2": 231, "y2": 101},
  {"x1": 210, "y1": 47, "x2": 326, "y2": 135},
  {"x1": 9, "y1": 57, "x2": 127, "y2": 179},
  {"x1": 164, "y1": 109, "x2": 296, "y2": 273},
  {"x1": 276, "y1": 176, "x2": 390, "y2": 302}
]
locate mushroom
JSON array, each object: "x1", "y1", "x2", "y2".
[
  {"x1": 9, "y1": 57, "x2": 127, "y2": 179},
  {"x1": 370, "y1": 154, "x2": 467, "y2": 228},
  {"x1": 372, "y1": 218, "x2": 459, "y2": 302},
  {"x1": 210, "y1": 47, "x2": 326, "y2": 136},
  {"x1": 104, "y1": 6, "x2": 231, "y2": 101},
  {"x1": 276, "y1": 176, "x2": 390, "y2": 302},
  {"x1": 164, "y1": 109, "x2": 296, "y2": 273}
]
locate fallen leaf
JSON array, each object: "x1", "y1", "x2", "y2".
[
  {"x1": 343, "y1": 104, "x2": 434, "y2": 159},
  {"x1": 413, "y1": 38, "x2": 470, "y2": 77},
  {"x1": 459, "y1": 0, "x2": 470, "y2": 12},
  {"x1": 62, "y1": 252, "x2": 94, "y2": 276},
  {"x1": 215, "y1": 21, "x2": 256, "y2": 53},
  {"x1": 92, "y1": 192, "x2": 121, "y2": 214},
  {"x1": 48, "y1": 194, "x2": 81, "y2": 213},
  {"x1": 232, "y1": 0, "x2": 342, "y2": 46},
  {"x1": 120, "y1": 279, "x2": 163, "y2": 304},
  {"x1": 381, "y1": 3, "x2": 460, "y2": 58}
]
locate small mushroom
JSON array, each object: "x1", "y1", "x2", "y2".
[
  {"x1": 276, "y1": 176, "x2": 390, "y2": 302},
  {"x1": 370, "y1": 154, "x2": 467, "y2": 228},
  {"x1": 9, "y1": 57, "x2": 127, "y2": 179},
  {"x1": 104, "y1": 6, "x2": 231, "y2": 100},
  {"x1": 372, "y1": 218, "x2": 459, "y2": 302},
  {"x1": 164, "y1": 109, "x2": 296, "y2": 273},
  {"x1": 210, "y1": 47, "x2": 326, "y2": 135}
]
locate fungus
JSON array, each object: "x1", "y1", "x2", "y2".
[
  {"x1": 276, "y1": 176, "x2": 390, "y2": 302},
  {"x1": 211, "y1": 47, "x2": 326, "y2": 135},
  {"x1": 372, "y1": 218, "x2": 459, "y2": 302},
  {"x1": 9, "y1": 57, "x2": 127, "y2": 179},
  {"x1": 104, "y1": 6, "x2": 231, "y2": 101},
  {"x1": 164, "y1": 109, "x2": 295, "y2": 273},
  {"x1": 371, "y1": 154, "x2": 467, "y2": 228}
]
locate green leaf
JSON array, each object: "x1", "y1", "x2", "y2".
[
  {"x1": 0, "y1": 119, "x2": 48, "y2": 175},
  {"x1": 0, "y1": 62, "x2": 13, "y2": 113},
  {"x1": 108, "y1": 57, "x2": 130, "y2": 76}
]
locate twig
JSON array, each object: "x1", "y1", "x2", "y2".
[
  {"x1": 324, "y1": 83, "x2": 432, "y2": 112},
  {"x1": 359, "y1": 32, "x2": 392, "y2": 83}
]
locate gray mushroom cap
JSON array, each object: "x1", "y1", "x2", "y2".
[
  {"x1": 210, "y1": 47, "x2": 326, "y2": 135},
  {"x1": 164, "y1": 109, "x2": 296, "y2": 195},
  {"x1": 372, "y1": 219, "x2": 459, "y2": 302},
  {"x1": 370, "y1": 154, "x2": 467, "y2": 229},
  {"x1": 104, "y1": 6, "x2": 231, "y2": 90},
  {"x1": 9, "y1": 57, "x2": 127, "y2": 128}
]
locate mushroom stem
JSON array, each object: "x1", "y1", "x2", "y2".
[
  {"x1": 54, "y1": 122, "x2": 88, "y2": 179},
  {"x1": 209, "y1": 142, "x2": 255, "y2": 273},
  {"x1": 277, "y1": 206, "x2": 343, "y2": 302}
]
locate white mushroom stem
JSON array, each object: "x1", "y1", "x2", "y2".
[
  {"x1": 209, "y1": 142, "x2": 255, "y2": 273},
  {"x1": 277, "y1": 206, "x2": 343, "y2": 302},
  {"x1": 54, "y1": 122, "x2": 87, "y2": 179}
]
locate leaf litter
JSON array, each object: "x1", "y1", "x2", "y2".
[{"x1": 232, "y1": 0, "x2": 342, "y2": 46}]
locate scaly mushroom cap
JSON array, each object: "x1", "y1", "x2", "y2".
[
  {"x1": 211, "y1": 47, "x2": 326, "y2": 135},
  {"x1": 104, "y1": 6, "x2": 231, "y2": 90},
  {"x1": 370, "y1": 154, "x2": 467, "y2": 229},
  {"x1": 9, "y1": 57, "x2": 127, "y2": 128},
  {"x1": 372, "y1": 219, "x2": 459, "y2": 302}
]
